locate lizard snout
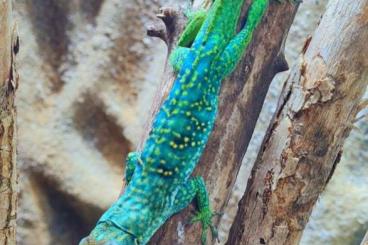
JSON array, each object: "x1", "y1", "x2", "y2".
[{"x1": 79, "y1": 236, "x2": 120, "y2": 245}]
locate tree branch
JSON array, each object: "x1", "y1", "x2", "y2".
[
  {"x1": 138, "y1": 1, "x2": 300, "y2": 244},
  {"x1": 227, "y1": 0, "x2": 368, "y2": 244},
  {"x1": 0, "y1": 0, "x2": 19, "y2": 244},
  {"x1": 361, "y1": 230, "x2": 368, "y2": 245}
]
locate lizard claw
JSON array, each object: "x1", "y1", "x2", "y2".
[
  {"x1": 209, "y1": 223, "x2": 219, "y2": 243},
  {"x1": 190, "y1": 208, "x2": 219, "y2": 244}
]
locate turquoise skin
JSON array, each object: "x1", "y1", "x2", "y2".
[{"x1": 79, "y1": 0, "x2": 293, "y2": 244}]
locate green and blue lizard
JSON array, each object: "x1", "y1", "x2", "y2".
[{"x1": 80, "y1": 0, "x2": 295, "y2": 244}]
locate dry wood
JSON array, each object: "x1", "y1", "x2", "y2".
[
  {"x1": 138, "y1": 1, "x2": 299, "y2": 244},
  {"x1": 0, "y1": 0, "x2": 19, "y2": 244},
  {"x1": 361, "y1": 230, "x2": 368, "y2": 245},
  {"x1": 227, "y1": 0, "x2": 368, "y2": 244}
]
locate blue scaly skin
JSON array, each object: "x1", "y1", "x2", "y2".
[{"x1": 80, "y1": 0, "x2": 296, "y2": 244}]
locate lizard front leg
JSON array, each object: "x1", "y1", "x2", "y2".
[
  {"x1": 124, "y1": 152, "x2": 143, "y2": 185},
  {"x1": 170, "y1": 177, "x2": 218, "y2": 245}
]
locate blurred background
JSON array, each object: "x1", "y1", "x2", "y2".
[{"x1": 13, "y1": 0, "x2": 367, "y2": 244}]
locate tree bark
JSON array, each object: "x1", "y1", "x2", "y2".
[
  {"x1": 227, "y1": 0, "x2": 368, "y2": 244},
  {"x1": 361, "y1": 230, "x2": 368, "y2": 245},
  {"x1": 141, "y1": 1, "x2": 299, "y2": 244},
  {"x1": 0, "y1": 0, "x2": 19, "y2": 244}
]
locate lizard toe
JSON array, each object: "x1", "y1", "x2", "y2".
[{"x1": 190, "y1": 208, "x2": 218, "y2": 245}]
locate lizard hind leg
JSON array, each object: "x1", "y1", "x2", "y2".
[
  {"x1": 189, "y1": 177, "x2": 219, "y2": 245},
  {"x1": 169, "y1": 177, "x2": 219, "y2": 245},
  {"x1": 124, "y1": 151, "x2": 143, "y2": 185}
]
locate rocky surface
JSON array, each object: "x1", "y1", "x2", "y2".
[
  {"x1": 13, "y1": 0, "x2": 367, "y2": 244},
  {"x1": 14, "y1": 0, "x2": 167, "y2": 243}
]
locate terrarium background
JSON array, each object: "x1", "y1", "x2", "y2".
[{"x1": 14, "y1": 0, "x2": 367, "y2": 244}]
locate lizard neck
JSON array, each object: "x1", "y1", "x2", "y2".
[{"x1": 176, "y1": 0, "x2": 247, "y2": 88}]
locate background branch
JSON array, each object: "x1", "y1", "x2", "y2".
[
  {"x1": 0, "y1": 0, "x2": 19, "y2": 244},
  {"x1": 227, "y1": 0, "x2": 368, "y2": 244},
  {"x1": 361, "y1": 230, "x2": 368, "y2": 245},
  {"x1": 137, "y1": 1, "x2": 300, "y2": 244}
]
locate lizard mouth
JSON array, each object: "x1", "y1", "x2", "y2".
[
  {"x1": 79, "y1": 236, "x2": 121, "y2": 245},
  {"x1": 98, "y1": 220, "x2": 138, "y2": 238},
  {"x1": 79, "y1": 220, "x2": 139, "y2": 245}
]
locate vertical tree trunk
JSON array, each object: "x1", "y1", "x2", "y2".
[
  {"x1": 227, "y1": 0, "x2": 368, "y2": 244},
  {"x1": 0, "y1": 0, "x2": 19, "y2": 244},
  {"x1": 361, "y1": 230, "x2": 368, "y2": 245},
  {"x1": 144, "y1": 1, "x2": 299, "y2": 244}
]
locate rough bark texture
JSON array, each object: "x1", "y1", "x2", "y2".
[
  {"x1": 12, "y1": 0, "x2": 367, "y2": 244},
  {"x1": 0, "y1": 0, "x2": 19, "y2": 244},
  {"x1": 361, "y1": 230, "x2": 368, "y2": 245},
  {"x1": 227, "y1": 0, "x2": 368, "y2": 244},
  {"x1": 145, "y1": 1, "x2": 299, "y2": 244},
  {"x1": 14, "y1": 0, "x2": 169, "y2": 244}
]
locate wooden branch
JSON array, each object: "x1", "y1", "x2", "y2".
[
  {"x1": 0, "y1": 0, "x2": 19, "y2": 244},
  {"x1": 137, "y1": 1, "x2": 299, "y2": 244},
  {"x1": 361, "y1": 230, "x2": 368, "y2": 245},
  {"x1": 227, "y1": 0, "x2": 368, "y2": 244},
  {"x1": 140, "y1": 6, "x2": 187, "y2": 149}
]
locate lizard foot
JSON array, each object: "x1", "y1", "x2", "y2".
[{"x1": 190, "y1": 208, "x2": 220, "y2": 245}]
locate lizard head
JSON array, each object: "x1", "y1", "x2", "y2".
[{"x1": 79, "y1": 221, "x2": 138, "y2": 245}]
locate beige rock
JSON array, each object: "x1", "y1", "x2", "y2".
[{"x1": 15, "y1": 0, "x2": 166, "y2": 243}]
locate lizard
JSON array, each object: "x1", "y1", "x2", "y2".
[{"x1": 80, "y1": 0, "x2": 296, "y2": 244}]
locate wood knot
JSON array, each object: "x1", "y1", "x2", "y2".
[
  {"x1": 147, "y1": 23, "x2": 168, "y2": 44},
  {"x1": 146, "y1": 6, "x2": 187, "y2": 50},
  {"x1": 157, "y1": 7, "x2": 179, "y2": 26}
]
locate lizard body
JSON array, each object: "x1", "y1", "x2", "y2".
[{"x1": 80, "y1": 0, "x2": 294, "y2": 244}]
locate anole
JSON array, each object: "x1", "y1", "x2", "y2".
[{"x1": 80, "y1": 0, "x2": 295, "y2": 244}]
